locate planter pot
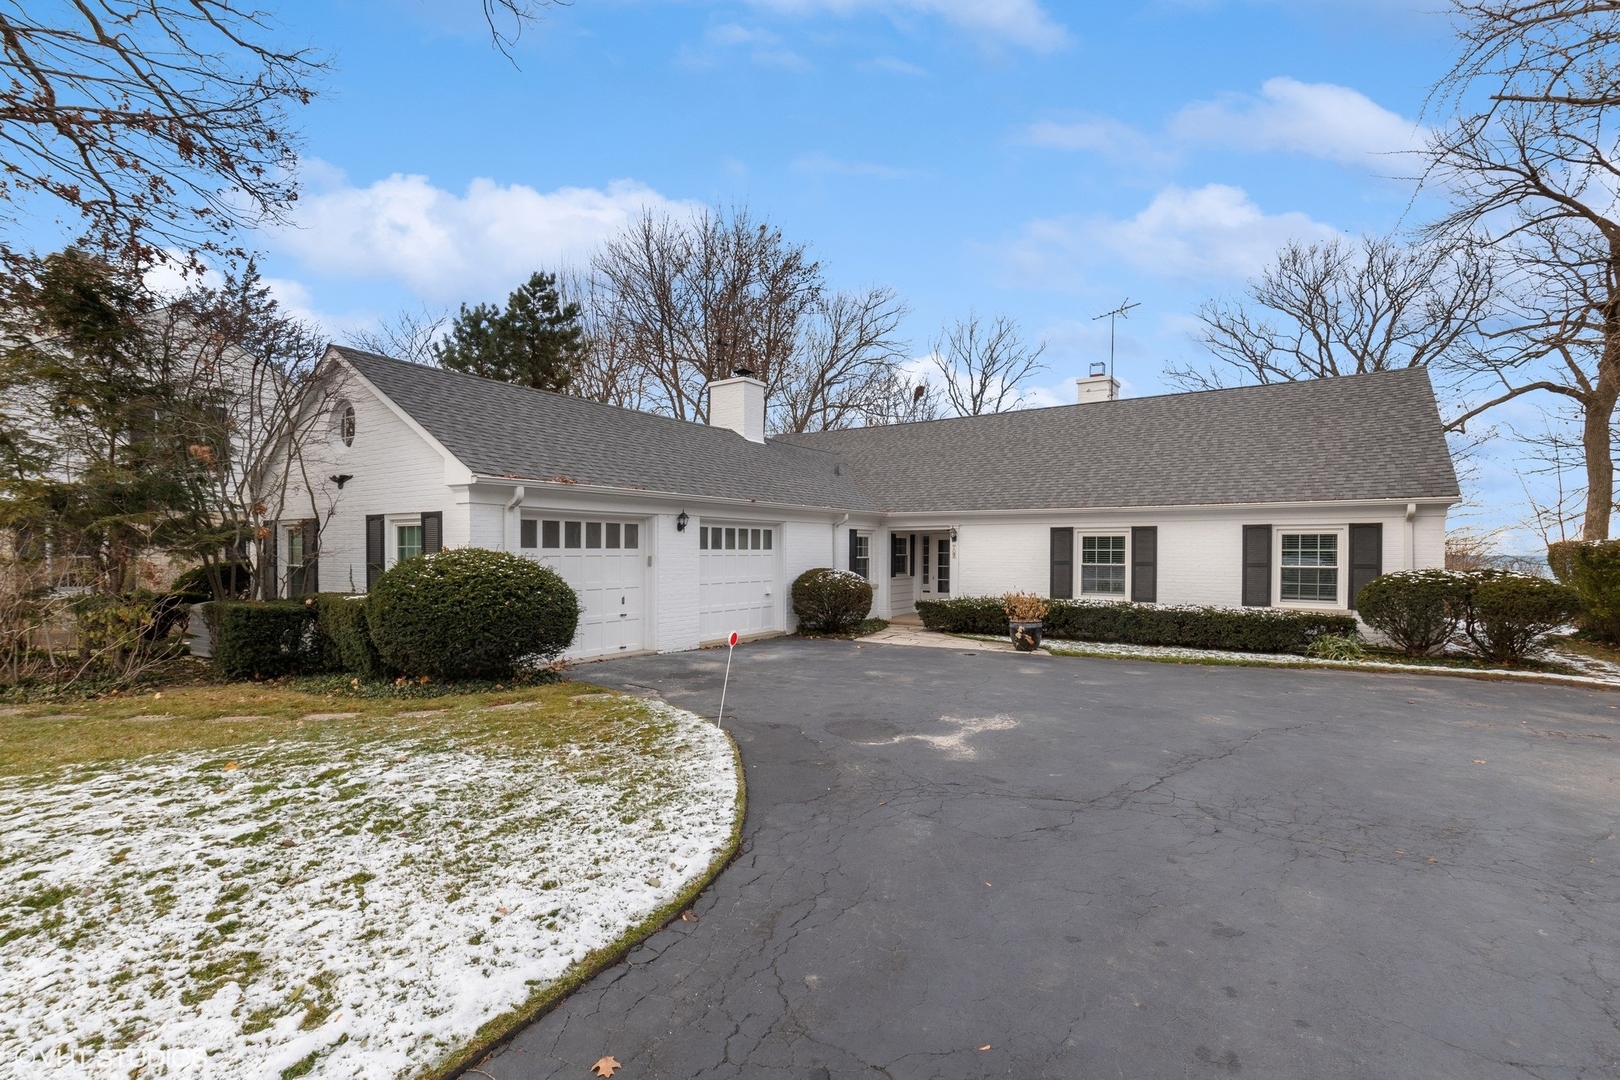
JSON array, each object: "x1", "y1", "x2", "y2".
[{"x1": 1010, "y1": 620, "x2": 1043, "y2": 652}]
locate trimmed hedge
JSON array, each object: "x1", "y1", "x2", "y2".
[
  {"x1": 1548, "y1": 539, "x2": 1620, "y2": 642},
  {"x1": 791, "y1": 568, "x2": 874, "y2": 634},
  {"x1": 1355, "y1": 569, "x2": 1470, "y2": 656},
  {"x1": 366, "y1": 549, "x2": 580, "y2": 679},
  {"x1": 917, "y1": 596, "x2": 1356, "y2": 654},
  {"x1": 1463, "y1": 574, "x2": 1582, "y2": 664},
  {"x1": 314, "y1": 594, "x2": 389, "y2": 680},
  {"x1": 202, "y1": 599, "x2": 327, "y2": 679}
]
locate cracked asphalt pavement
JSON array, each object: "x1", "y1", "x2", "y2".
[{"x1": 482, "y1": 637, "x2": 1620, "y2": 1079}]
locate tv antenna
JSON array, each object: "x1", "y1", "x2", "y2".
[{"x1": 1092, "y1": 298, "x2": 1140, "y2": 380}]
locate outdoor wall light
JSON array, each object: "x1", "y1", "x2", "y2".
[{"x1": 676, "y1": 511, "x2": 689, "y2": 532}]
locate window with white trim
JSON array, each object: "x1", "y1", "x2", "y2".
[
  {"x1": 1281, "y1": 533, "x2": 1338, "y2": 603},
  {"x1": 1080, "y1": 535, "x2": 1126, "y2": 595},
  {"x1": 396, "y1": 523, "x2": 423, "y2": 562}
]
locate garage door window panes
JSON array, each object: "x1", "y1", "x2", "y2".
[
  {"x1": 701, "y1": 526, "x2": 771, "y2": 550},
  {"x1": 1081, "y1": 535, "x2": 1126, "y2": 595},
  {"x1": 535, "y1": 520, "x2": 637, "y2": 552},
  {"x1": 1281, "y1": 533, "x2": 1338, "y2": 602}
]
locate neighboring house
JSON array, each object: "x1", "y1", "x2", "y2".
[{"x1": 269, "y1": 346, "x2": 1459, "y2": 660}]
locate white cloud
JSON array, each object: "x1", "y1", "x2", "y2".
[
  {"x1": 1169, "y1": 77, "x2": 1424, "y2": 166},
  {"x1": 681, "y1": 23, "x2": 813, "y2": 71},
  {"x1": 1006, "y1": 183, "x2": 1341, "y2": 284},
  {"x1": 1022, "y1": 118, "x2": 1178, "y2": 169},
  {"x1": 862, "y1": 55, "x2": 928, "y2": 76},
  {"x1": 274, "y1": 168, "x2": 694, "y2": 302},
  {"x1": 748, "y1": 0, "x2": 1070, "y2": 52}
]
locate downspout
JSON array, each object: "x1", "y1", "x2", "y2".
[
  {"x1": 1405, "y1": 503, "x2": 1417, "y2": 570},
  {"x1": 505, "y1": 486, "x2": 526, "y2": 551}
]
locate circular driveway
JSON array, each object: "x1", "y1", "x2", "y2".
[{"x1": 485, "y1": 638, "x2": 1620, "y2": 1079}]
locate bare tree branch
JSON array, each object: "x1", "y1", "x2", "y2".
[{"x1": 929, "y1": 313, "x2": 1046, "y2": 416}]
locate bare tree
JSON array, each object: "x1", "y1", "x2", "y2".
[
  {"x1": 769, "y1": 287, "x2": 909, "y2": 433},
  {"x1": 1425, "y1": 1, "x2": 1620, "y2": 539},
  {"x1": 592, "y1": 206, "x2": 822, "y2": 422},
  {"x1": 0, "y1": 3, "x2": 321, "y2": 268},
  {"x1": 862, "y1": 369, "x2": 943, "y2": 426},
  {"x1": 346, "y1": 307, "x2": 448, "y2": 365},
  {"x1": 1168, "y1": 234, "x2": 1495, "y2": 390},
  {"x1": 929, "y1": 313, "x2": 1046, "y2": 416}
]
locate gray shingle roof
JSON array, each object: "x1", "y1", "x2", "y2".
[
  {"x1": 337, "y1": 348, "x2": 1457, "y2": 514},
  {"x1": 777, "y1": 368, "x2": 1460, "y2": 512},
  {"x1": 334, "y1": 347, "x2": 879, "y2": 511}
]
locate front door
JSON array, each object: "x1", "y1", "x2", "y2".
[{"x1": 918, "y1": 533, "x2": 952, "y2": 597}]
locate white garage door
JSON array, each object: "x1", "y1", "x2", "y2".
[
  {"x1": 699, "y1": 523, "x2": 778, "y2": 642},
  {"x1": 525, "y1": 517, "x2": 645, "y2": 659}
]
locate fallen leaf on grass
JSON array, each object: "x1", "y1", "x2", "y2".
[
  {"x1": 223, "y1": 762, "x2": 240, "y2": 772},
  {"x1": 592, "y1": 1056, "x2": 621, "y2": 1077}
]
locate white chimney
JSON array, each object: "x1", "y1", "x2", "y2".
[
  {"x1": 708, "y1": 370, "x2": 767, "y2": 443},
  {"x1": 1076, "y1": 363, "x2": 1120, "y2": 404}
]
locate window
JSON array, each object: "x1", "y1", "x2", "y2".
[
  {"x1": 397, "y1": 524, "x2": 423, "y2": 561},
  {"x1": 702, "y1": 524, "x2": 767, "y2": 551},
  {"x1": 606, "y1": 522, "x2": 621, "y2": 548},
  {"x1": 542, "y1": 520, "x2": 560, "y2": 548},
  {"x1": 750, "y1": 528, "x2": 761, "y2": 550},
  {"x1": 1281, "y1": 533, "x2": 1338, "y2": 603},
  {"x1": 565, "y1": 521, "x2": 582, "y2": 548},
  {"x1": 624, "y1": 523, "x2": 639, "y2": 549},
  {"x1": 700, "y1": 527, "x2": 709, "y2": 549},
  {"x1": 851, "y1": 533, "x2": 871, "y2": 579},
  {"x1": 922, "y1": 539, "x2": 930, "y2": 584},
  {"x1": 763, "y1": 529, "x2": 771, "y2": 550},
  {"x1": 586, "y1": 522, "x2": 602, "y2": 548},
  {"x1": 520, "y1": 519, "x2": 537, "y2": 549},
  {"x1": 725, "y1": 527, "x2": 736, "y2": 550},
  {"x1": 1080, "y1": 535, "x2": 1126, "y2": 596},
  {"x1": 332, "y1": 400, "x2": 355, "y2": 447},
  {"x1": 891, "y1": 533, "x2": 908, "y2": 577},
  {"x1": 935, "y1": 536, "x2": 950, "y2": 593}
]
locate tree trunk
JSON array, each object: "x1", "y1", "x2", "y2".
[{"x1": 1583, "y1": 267, "x2": 1620, "y2": 540}]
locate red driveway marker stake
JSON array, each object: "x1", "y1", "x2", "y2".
[{"x1": 717, "y1": 630, "x2": 739, "y2": 726}]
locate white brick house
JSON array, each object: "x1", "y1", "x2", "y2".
[{"x1": 268, "y1": 347, "x2": 1459, "y2": 660}]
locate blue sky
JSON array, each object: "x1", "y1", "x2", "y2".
[{"x1": 160, "y1": 0, "x2": 1555, "y2": 547}]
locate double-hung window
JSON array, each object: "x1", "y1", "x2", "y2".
[
  {"x1": 1281, "y1": 533, "x2": 1338, "y2": 602},
  {"x1": 396, "y1": 524, "x2": 423, "y2": 562},
  {"x1": 850, "y1": 533, "x2": 871, "y2": 579},
  {"x1": 1080, "y1": 535, "x2": 1126, "y2": 596}
]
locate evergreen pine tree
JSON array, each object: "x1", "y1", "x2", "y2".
[{"x1": 434, "y1": 272, "x2": 584, "y2": 392}]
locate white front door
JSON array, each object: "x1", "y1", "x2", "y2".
[
  {"x1": 528, "y1": 517, "x2": 646, "y2": 659},
  {"x1": 699, "y1": 522, "x2": 778, "y2": 641},
  {"x1": 918, "y1": 533, "x2": 952, "y2": 598}
]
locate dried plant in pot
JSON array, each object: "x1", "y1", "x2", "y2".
[{"x1": 1004, "y1": 592, "x2": 1049, "y2": 651}]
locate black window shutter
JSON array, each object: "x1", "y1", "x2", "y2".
[
  {"x1": 1050, "y1": 528, "x2": 1073, "y2": 599},
  {"x1": 422, "y1": 511, "x2": 443, "y2": 554},
  {"x1": 1348, "y1": 523, "x2": 1383, "y2": 611},
  {"x1": 366, "y1": 515, "x2": 385, "y2": 590},
  {"x1": 1242, "y1": 525, "x2": 1272, "y2": 607},
  {"x1": 301, "y1": 519, "x2": 319, "y2": 595},
  {"x1": 848, "y1": 529, "x2": 859, "y2": 575},
  {"x1": 1131, "y1": 526, "x2": 1157, "y2": 603},
  {"x1": 262, "y1": 522, "x2": 278, "y2": 600}
]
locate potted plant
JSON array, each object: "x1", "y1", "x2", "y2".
[{"x1": 1004, "y1": 592, "x2": 1049, "y2": 651}]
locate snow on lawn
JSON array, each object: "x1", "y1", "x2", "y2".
[{"x1": 0, "y1": 699, "x2": 738, "y2": 1079}]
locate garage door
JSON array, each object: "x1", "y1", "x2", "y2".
[
  {"x1": 524, "y1": 517, "x2": 645, "y2": 659},
  {"x1": 699, "y1": 523, "x2": 778, "y2": 642}
]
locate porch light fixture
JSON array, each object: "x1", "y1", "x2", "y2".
[{"x1": 676, "y1": 511, "x2": 689, "y2": 532}]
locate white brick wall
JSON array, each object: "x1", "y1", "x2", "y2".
[
  {"x1": 781, "y1": 519, "x2": 836, "y2": 632},
  {"x1": 276, "y1": 369, "x2": 464, "y2": 595},
  {"x1": 655, "y1": 512, "x2": 702, "y2": 653}
]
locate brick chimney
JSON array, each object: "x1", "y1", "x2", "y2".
[
  {"x1": 1076, "y1": 362, "x2": 1120, "y2": 404},
  {"x1": 708, "y1": 369, "x2": 766, "y2": 443}
]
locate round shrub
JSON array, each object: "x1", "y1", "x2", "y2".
[
  {"x1": 366, "y1": 549, "x2": 580, "y2": 679},
  {"x1": 1463, "y1": 574, "x2": 1582, "y2": 665},
  {"x1": 1355, "y1": 570, "x2": 1470, "y2": 656},
  {"x1": 792, "y1": 568, "x2": 873, "y2": 634}
]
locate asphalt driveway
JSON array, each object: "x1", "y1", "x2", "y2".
[{"x1": 483, "y1": 638, "x2": 1620, "y2": 1079}]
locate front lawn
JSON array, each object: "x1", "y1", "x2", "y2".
[{"x1": 0, "y1": 681, "x2": 742, "y2": 1079}]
